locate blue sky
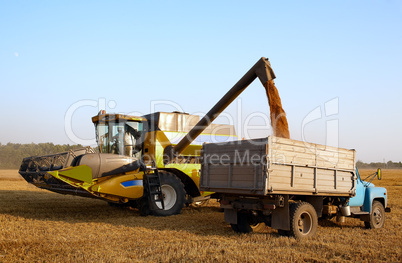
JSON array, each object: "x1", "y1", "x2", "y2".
[{"x1": 1, "y1": 1, "x2": 401, "y2": 162}]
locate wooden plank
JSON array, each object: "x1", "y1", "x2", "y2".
[
  {"x1": 294, "y1": 167, "x2": 315, "y2": 177},
  {"x1": 271, "y1": 136, "x2": 355, "y2": 168},
  {"x1": 293, "y1": 179, "x2": 315, "y2": 188},
  {"x1": 207, "y1": 166, "x2": 230, "y2": 175},
  {"x1": 206, "y1": 180, "x2": 233, "y2": 188},
  {"x1": 317, "y1": 176, "x2": 337, "y2": 183},
  {"x1": 207, "y1": 173, "x2": 228, "y2": 183},
  {"x1": 203, "y1": 147, "x2": 265, "y2": 155},
  {"x1": 271, "y1": 155, "x2": 316, "y2": 166},
  {"x1": 269, "y1": 174, "x2": 291, "y2": 183},
  {"x1": 270, "y1": 164, "x2": 293, "y2": 173},
  {"x1": 317, "y1": 180, "x2": 336, "y2": 187},
  {"x1": 316, "y1": 169, "x2": 336, "y2": 176}
]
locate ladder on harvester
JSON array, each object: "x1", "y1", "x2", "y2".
[{"x1": 145, "y1": 171, "x2": 164, "y2": 210}]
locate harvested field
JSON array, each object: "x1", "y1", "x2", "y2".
[{"x1": 0, "y1": 169, "x2": 401, "y2": 262}]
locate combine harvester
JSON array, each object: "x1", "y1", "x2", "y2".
[
  {"x1": 19, "y1": 111, "x2": 237, "y2": 216},
  {"x1": 19, "y1": 57, "x2": 276, "y2": 216}
]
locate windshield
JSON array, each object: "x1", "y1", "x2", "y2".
[{"x1": 95, "y1": 121, "x2": 144, "y2": 157}]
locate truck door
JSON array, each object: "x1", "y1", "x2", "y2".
[{"x1": 348, "y1": 169, "x2": 365, "y2": 207}]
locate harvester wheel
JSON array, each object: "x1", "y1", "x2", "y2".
[
  {"x1": 152, "y1": 172, "x2": 186, "y2": 216},
  {"x1": 289, "y1": 202, "x2": 318, "y2": 239},
  {"x1": 364, "y1": 201, "x2": 385, "y2": 229}
]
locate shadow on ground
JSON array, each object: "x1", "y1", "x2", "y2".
[
  {"x1": 0, "y1": 189, "x2": 239, "y2": 237},
  {"x1": 0, "y1": 188, "x2": 362, "y2": 239}
]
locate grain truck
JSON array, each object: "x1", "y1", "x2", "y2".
[{"x1": 199, "y1": 136, "x2": 390, "y2": 238}]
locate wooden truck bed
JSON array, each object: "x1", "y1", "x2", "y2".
[{"x1": 200, "y1": 136, "x2": 356, "y2": 197}]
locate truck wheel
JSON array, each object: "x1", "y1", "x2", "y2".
[
  {"x1": 152, "y1": 172, "x2": 186, "y2": 216},
  {"x1": 289, "y1": 202, "x2": 318, "y2": 239},
  {"x1": 230, "y1": 212, "x2": 253, "y2": 233},
  {"x1": 364, "y1": 201, "x2": 385, "y2": 229}
]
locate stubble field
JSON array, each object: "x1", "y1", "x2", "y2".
[{"x1": 0, "y1": 169, "x2": 401, "y2": 262}]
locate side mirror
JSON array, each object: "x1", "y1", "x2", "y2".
[
  {"x1": 377, "y1": 168, "x2": 382, "y2": 180},
  {"x1": 362, "y1": 168, "x2": 383, "y2": 184}
]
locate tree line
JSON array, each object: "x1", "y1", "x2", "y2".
[
  {"x1": 0, "y1": 143, "x2": 83, "y2": 169},
  {"x1": 356, "y1": 160, "x2": 402, "y2": 169},
  {"x1": 0, "y1": 142, "x2": 401, "y2": 170}
]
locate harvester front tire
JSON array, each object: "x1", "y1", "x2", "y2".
[
  {"x1": 364, "y1": 201, "x2": 385, "y2": 229},
  {"x1": 152, "y1": 172, "x2": 186, "y2": 216},
  {"x1": 289, "y1": 202, "x2": 318, "y2": 239}
]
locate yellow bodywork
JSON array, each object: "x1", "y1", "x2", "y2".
[
  {"x1": 145, "y1": 129, "x2": 234, "y2": 196},
  {"x1": 49, "y1": 165, "x2": 145, "y2": 202},
  {"x1": 89, "y1": 112, "x2": 237, "y2": 201}
]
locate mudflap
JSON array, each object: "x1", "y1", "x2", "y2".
[
  {"x1": 224, "y1": 208, "x2": 238, "y2": 224},
  {"x1": 271, "y1": 195, "x2": 290, "y2": 231}
]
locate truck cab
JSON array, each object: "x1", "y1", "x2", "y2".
[{"x1": 348, "y1": 168, "x2": 388, "y2": 228}]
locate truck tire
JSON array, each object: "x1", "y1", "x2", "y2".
[
  {"x1": 230, "y1": 212, "x2": 253, "y2": 233},
  {"x1": 289, "y1": 202, "x2": 318, "y2": 239},
  {"x1": 152, "y1": 172, "x2": 186, "y2": 216},
  {"x1": 364, "y1": 201, "x2": 385, "y2": 229}
]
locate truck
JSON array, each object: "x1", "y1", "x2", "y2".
[{"x1": 199, "y1": 136, "x2": 390, "y2": 238}]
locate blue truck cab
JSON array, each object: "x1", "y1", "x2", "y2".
[{"x1": 348, "y1": 168, "x2": 390, "y2": 228}]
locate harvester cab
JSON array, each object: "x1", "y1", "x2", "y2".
[{"x1": 92, "y1": 111, "x2": 146, "y2": 159}]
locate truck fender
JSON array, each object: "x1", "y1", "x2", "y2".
[
  {"x1": 306, "y1": 196, "x2": 323, "y2": 218},
  {"x1": 363, "y1": 187, "x2": 387, "y2": 213}
]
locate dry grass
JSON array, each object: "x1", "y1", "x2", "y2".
[{"x1": 0, "y1": 169, "x2": 400, "y2": 262}]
